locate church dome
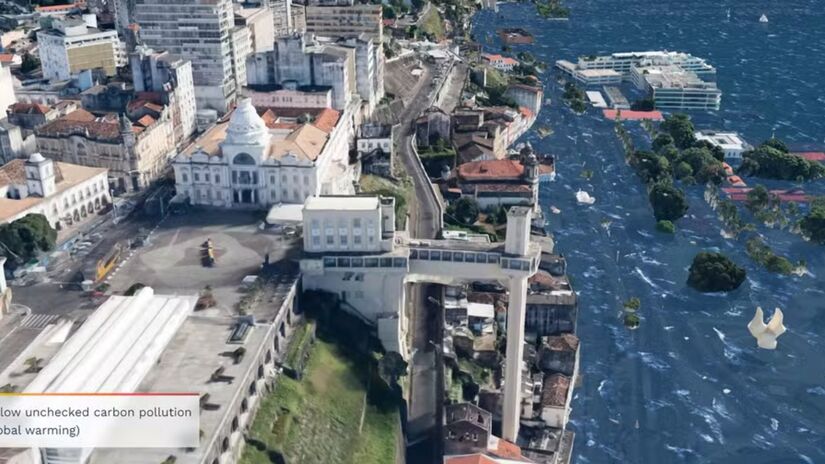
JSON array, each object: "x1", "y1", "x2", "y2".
[{"x1": 225, "y1": 97, "x2": 269, "y2": 146}]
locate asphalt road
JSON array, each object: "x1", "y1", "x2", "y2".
[{"x1": 396, "y1": 61, "x2": 448, "y2": 463}]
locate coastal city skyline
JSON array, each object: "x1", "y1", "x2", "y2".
[{"x1": 0, "y1": 0, "x2": 821, "y2": 463}]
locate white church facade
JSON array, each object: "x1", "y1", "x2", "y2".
[{"x1": 173, "y1": 97, "x2": 355, "y2": 208}]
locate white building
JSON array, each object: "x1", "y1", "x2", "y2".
[
  {"x1": 555, "y1": 50, "x2": 716, "y2": 87},
  {"x1": 482, "y1": 53, "x2": 519, "y2": 72},
  {"x1": 134, "y1": 0, "x2": 239, "y2": 113},
  {"x1": 21, "y1": 287, "x2": 197, "y2": 464},
  {"x1": 0, "y1": 63, "x2": 15, "y2": 116},
  {"x1": 173, "y1": 97, "x2": 354, "y2": 208},
  {"x1": 130, "y1": 46, "x2": 197, "y2": 146},
  {"x1": 300, "y1": 197, "x2": 541, "y2": 441},
  {"x1": 244, "y1": 85, "x2": 333, "y2": 109},
  {"x1": 246, "y1": 34, "x2": 357, "y2": 112},
  {"x1": 235, "y1": 6, "x2": 275, "y2": 54},
  {"x1": 631, "y1": 64, "x2": 721, "y2": 111},
  {"x1": 694, "y1": 130, "x2": 749, "y2": 159},
  {"x1": 37, "y1": 17, "x2": 121, "y2": 81},
  {"x1": 231, "y1": 24, "x2": 252, "y2": 92},
  {"x1": 0, "y1": 153, "x2": 109, "y2": 229},
  {"x1": 269, "y1": 0, "x2": 293, "y2": 35}
]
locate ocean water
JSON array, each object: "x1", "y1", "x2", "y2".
[{"x1": 473, "y1": 1, "x2": 825, "y2": 463}]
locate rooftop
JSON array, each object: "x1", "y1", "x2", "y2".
[
  {"x1": 304, "y1": 195, "x2": 380, "y2": 211},
  {"x1": 456, "y1": 159, "x2": 526, "y2": 182},
  {"x1": 695, "y1": 131, "x2": 747, "y2": 149},
  {"x1": 541, "y1": 373, "x2": 571, "y2": 408},
  {"x1": 0, "y1": 159, "x2": 107, "y2": 221},
  {"x1": 26, "y1": 288, "x2": 196, "y2": 393},
  {"x1": 542, "y1": 333, "x2": 579, "y2": 352}
]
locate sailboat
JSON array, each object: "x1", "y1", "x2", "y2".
[
  {"x1": 759, "y1": 13, "x2": 769, "y2": 23},
  {"x1": 726, "y1": 8, "x2": 731, "y2": 20}
]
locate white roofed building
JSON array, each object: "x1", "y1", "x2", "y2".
[{"x1": 173, "y1": 97, "x2": 355, "y2": 208}]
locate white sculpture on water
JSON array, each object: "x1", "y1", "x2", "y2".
[{"x1": 747, "y1": 307, "x2": 786, "y2": 349}]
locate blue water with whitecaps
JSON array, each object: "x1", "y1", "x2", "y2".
[{"x1": 473, "y1": 1, "x2": 825, "y2": 463}]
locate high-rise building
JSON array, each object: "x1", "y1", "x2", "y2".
[
  {"x1": 236, "y1": 6, "x2": 275, "y2": 53},
  {"x1": 246, "y1": 34, "x2": 356, "y2": 111},
  {"x1": 37, "y1": 16, "x2": 121, "y2": 81},
  {"x1": 130, "y1": 46, "x2": 197, "y2": 145},
  {"x1": 304, "y1": 0, "x2": 382, "y2": 41},
  {"x1": 133, "y1": 0, "x2": 238, "y2": 113},
  {"x1": 269, "y1": 0, "x2": 293, "y2": 35}
]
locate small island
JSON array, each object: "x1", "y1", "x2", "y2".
[
  {"x1": 687, "y1": 252, "x2": 747, "y2": 292},
  {"x1": 535, "y1": 0, "x2": 570, "y2": 19}
]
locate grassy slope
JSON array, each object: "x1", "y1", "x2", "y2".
[
  {"x1": 240, "y1": 341, "x2": 396, "y2": 464},
  {"x1": 419, "y1": 7, "x2": 446, "y2": 41}
]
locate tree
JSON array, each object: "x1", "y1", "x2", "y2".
[
  {"x1": 378, "y1": 351, "x2": 408, "y2": 387},
  {"x1": 652, "y1": 134, "x2": 674, "y2": 153},
  {"x1": 745, "y1": 184, "x2": 770, "y2": 212},
  {"x1": 623, "y1": 297, "x2": 641, "y2": 311},
  {"x1": 649, "y1": 182, "x2": 688, "y2": 221},
  {"x1": 677, "y1": 147, "x2": 725, "y2": 184},
  {"x1": 20, "y1": 52, "x2": 39, "y2": 74},
  {"x1": 630, "y1": 151, "x2": 669, "y2": 184},
  {"x1": 693, "y1": 140, "x2": 725, "y2": 161},
  {"x1": 738, "y1": 145, "x2": 825, "y2": 180},
  {"x1": 447, "y1": 197, "x2": 480, "y2": 225},
  {"x1": 687, "y1": 252, "x2": 746, "y2": 292},
  {"x1": 383, "y1": 5, "x2": 397, "y2": 19},
  {"x1": 762, "y1": 137, "x2": 789, "y2": 153},
  {"x1": 800, "y1": 205, "x2": 825, "y2": 244},
  {"x1": 660, "y1": 114, "x2": 695, "y2": 149},
  {"x1": 0, "y1": 214, "x2": 57, "y2": 266},
  {"x1": 656, "y1": 219, "x2": 675, "y2": 233},
  {"x1": 485, "y1": 206, "x2": 508, "y2": 225},
  {"x1": 674, "y1": 161, "x2": 693, "y2": 180},
  {"x1": 411, "y1": 0, "x2": 426, "y2": 12}
]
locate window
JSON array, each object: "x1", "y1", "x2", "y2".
[
  {"x1": 353, "y1": 235, "x2": 362, "y2": 245},
  {"x1": 353, "y1": 218, "x2": 361, "y2": 228},
  {"x1": 215, "y1": 174, "x2": 220, "y2": 184},
  {"x1": 326, "y1": 235, "x2": 334, "y2": 245},
  {"x1": 340, "y1": 235, "x2": 348, "y2": 246},
  {"x1": 233, "y1": 152, "x2": 255, "y2": 165},
  {"x1": 312, "y1": 236, "x2": 320, "y2": 246},
  {"x1": 205, "y1": 173, "x2": 210, "y2": 182},
  {"x1": 270, "y1": 175, "x2": 275, "y2": 184},
  {"x1": 194, "y1": 172, "x2": 200, "y2": 182}
]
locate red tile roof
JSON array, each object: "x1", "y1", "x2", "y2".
[
  {"x1": 602, "y1": 109, "x2": 664, "y2": 121},
  {"x1": 136, "y1": 115, "x2": 155, "y2": 127},
  {"x1": 0, "y1": 54, "x2": 16, "y2": 63},
  {"x1": 488, "y1": 438, "x2": 524, "y2": 460},
  {"x1": 541, "y1": 373, "x2": 571, "y2": 408},
  {"x1": 37, "y1": 109, "x2": 123, "y2": 142},
  {"x1": 35, "y1": 3, "x2": 77, "y2": 12},
  {"x1": 9, "y1": 102, "x2": 51, "y2": 115},
  {"x1": 256, "y1": 107, "x2": 340, "y2": 133},
  {"x1": 793, "y1": 152, "x2": 825, "y2": 162},
  {"x1": 444, "y1": 455, "x2": 498, "y2": 464},
  {"x1": 457, "y1": 159, "x2": 525, "y2": 181},
  {"x1": 722, "y1": 187, "x2": 810, "y2": 203}
]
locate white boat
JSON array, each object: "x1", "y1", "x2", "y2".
[
  {"x1": 550, "y1": 206, "x2": 561, "y2": 214},
  {"x1": 726, "y1": 8, "x2": 731, "y2": 20},
  {"x1": 575, "y1": 190, "x2": 596, "y2": 205},
  {"x1": 759, "y1": 14, "x2": 768, "y2": 23}
]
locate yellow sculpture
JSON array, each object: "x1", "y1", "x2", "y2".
[{"x1": 747, "y1": 307, "x2": 786, "y2": 350}]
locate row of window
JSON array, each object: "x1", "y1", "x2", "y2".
[
  {"x1": 409, "y1": 248, "x2": 501, "y2": 265},
  {"x1": 322, "y1": 256, "x2": 408, "y2": 269},
  {"x1": 181, "y1": 170, "x2": 311, "y2": 187}
]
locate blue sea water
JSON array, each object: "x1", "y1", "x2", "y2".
[{"x1": 473, "y1": 1, "x2": 825, "y2": 463}]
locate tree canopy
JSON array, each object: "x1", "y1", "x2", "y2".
[
  {"x1": 660, "y1": 114, "x2": 696, "y2": 149},
  {"x1": 687, "y1": 252, "x2": 747, "y2": 292},
  {"x1": 447, "y1": 197, "x2": 481, "y2": 225},
  {"x1": 738, "y1": 143, "x2": 825, "y2": 180},
  {"x1": 649, "y1": 182, "x2": 689, "y2": 221},
  {"x1": 800, "y1": 202, "x2": 825, "y2": 244},
  {"x1": 652, "y1": 134, "x2": 674, "y2": 153},
  {"x1": 630, "y1": 150, "x2": 670, "y2": 184},
  {"x1": 0, "y1": 214, "x2": 57, "y2": 266}
]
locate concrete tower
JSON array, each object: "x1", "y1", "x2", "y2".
[
  {"x1": 24, "y1": 153, "x2": 56, "y2": 198},
  {"x1": 502, "y1": 205, "x2": 533, "y2": 441}
]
